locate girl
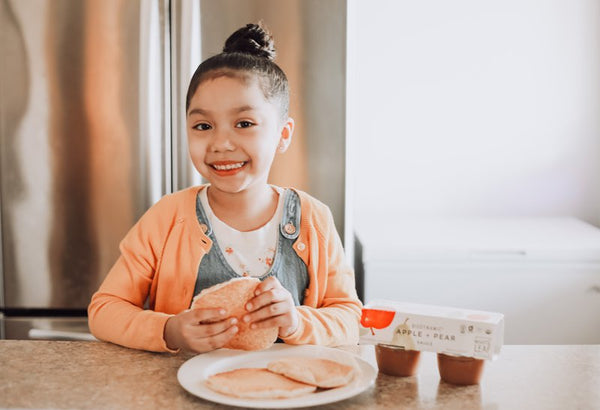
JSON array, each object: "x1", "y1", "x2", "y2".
[{"x1": 88, "y1": 23, "x2": 362, "y2": 353}]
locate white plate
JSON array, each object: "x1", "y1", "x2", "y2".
[{"x1": 177, "y1": 344, "x2": 377, "y2": 408}]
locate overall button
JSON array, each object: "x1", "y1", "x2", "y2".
[
  {"x1": 296, "y1": 242, "x2": 306, "y2": 251},
  {"x1": 199, "y1": 223, "x2": 208, "y2": 233},
  {"x1": 284, "y1": 222, "x2": 296, "y2": 235}
]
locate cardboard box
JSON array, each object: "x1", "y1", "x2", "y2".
[{"x1": 359, "y1": 300, "x2": 504, "y2": 360}]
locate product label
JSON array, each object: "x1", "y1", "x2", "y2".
[{"x1": 359, "y1": 300, "x2": 504, "y2": 360}]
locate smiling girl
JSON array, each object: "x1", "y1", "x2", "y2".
[{"x1": 88, "y1": 23, "x2": 362, "y2": 353}]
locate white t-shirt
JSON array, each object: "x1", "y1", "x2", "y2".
[{"x1": 199, "y1": 186, "x2": 284, "y2": 277}]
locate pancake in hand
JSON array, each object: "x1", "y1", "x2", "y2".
[{"x1": 191, "y1": 277, "x2": 278, "y2": 350}]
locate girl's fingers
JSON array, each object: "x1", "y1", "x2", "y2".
[
  {"x1": 189, "y1": 307, "x2": 227, "y2": 323},
  {"x1": 248, "y1": 313, "x2": 290, "y2": 330},
  {"x1": 188, "y1": 317, "x2": 238, "y2": 338},
  {"x1": 253, "y1": 276, "x2": 280, "y2": 296},
  {"x1": 188, "y1": 324, "x2": 239, "y2": 353},
  {"x1": 243, "y1": 301, "x2": 290, "y2": 324},
  {"x1": 246, "y1": 287, "x2": 287, "y2": 312}
]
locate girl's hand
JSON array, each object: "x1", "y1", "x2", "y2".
[
  {"x1": 163, "y1": 308, "x2": 238, "y2": 353},
  {"x1": 243, "y1": 276, "x2": 299, "y2": 338}
]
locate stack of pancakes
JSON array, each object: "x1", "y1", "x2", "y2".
[{"x1": 206, "y1": 357, "x2": 357, "y2": 399}]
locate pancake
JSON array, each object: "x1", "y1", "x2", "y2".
[
  {"x1": 267, "y1": 357, "x2": 356, "y2": 388},
  {"x1": 205, "y1": 368, "x2": 317, "y2": 399},
  {"x1": 191, "y1": 277, "x2": 278, "y2": 350}
]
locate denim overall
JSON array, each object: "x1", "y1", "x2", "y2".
[{"x1": 192, "y1": 189, "x2": 309, "y2": 305}]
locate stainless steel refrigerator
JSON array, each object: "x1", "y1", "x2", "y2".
[{"x1": 0, "y1": 0, "x2": 348, "y2": 339}]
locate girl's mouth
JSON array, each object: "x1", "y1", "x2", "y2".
[{"x1": 209, "y1": 161, "x2": 247, "y2": 176}]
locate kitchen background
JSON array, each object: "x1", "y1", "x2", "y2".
[{"x1": 1, "y1": 0, "x2": 599, "y2": 344}]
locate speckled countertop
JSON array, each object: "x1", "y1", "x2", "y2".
[{"x1": 1, "y1": 341, "x2": 598, "y2": 409}]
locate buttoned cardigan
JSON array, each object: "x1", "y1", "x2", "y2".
[{"x1": 88, "y1": 185, "x2": 362, "y2": 352}]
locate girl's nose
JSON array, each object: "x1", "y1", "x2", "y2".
[{"x1": 210, "y1": 128, "x2": 235, "y2": 152}]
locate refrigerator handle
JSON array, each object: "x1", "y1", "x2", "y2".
[
  {"x1": 169, "y1": 0, "x2": 202, "y2": 192},
  {"x1": 138, "y1": 0, "x2": 171, "y2": 206}
]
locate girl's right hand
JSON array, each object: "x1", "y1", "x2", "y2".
[{"x1": 163, "y1": 308, "x2": 238, "y2": 353}]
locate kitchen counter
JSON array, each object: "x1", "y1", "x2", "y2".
[{"x1": 1, "y1": 341, "x2": 598, "y2": 409}]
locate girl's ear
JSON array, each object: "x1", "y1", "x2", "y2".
[{"x1": 277, "y1": 117, "x2": 295, "y2": 153}]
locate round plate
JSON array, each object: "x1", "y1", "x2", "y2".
[{"x1": 177, "y1": 344, "x2": 376, "y2": 408}]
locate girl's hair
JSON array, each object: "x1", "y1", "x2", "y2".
[{"x1": 185, "y1": 23, "x2": 289, "y2": 119}]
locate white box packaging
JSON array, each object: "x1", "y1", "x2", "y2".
[{"x1": 359, "y1": 300, "x2": 504, "y2": 360}]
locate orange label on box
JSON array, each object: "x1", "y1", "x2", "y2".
[{"x1": 360, "y1": 309, "x2": 396, "y2": 335}]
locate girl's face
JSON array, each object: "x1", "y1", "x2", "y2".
[{"x1": 186, "y1": 75, "x2": 293, "y2": 195}]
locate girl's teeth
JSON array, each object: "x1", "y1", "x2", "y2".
[{"x1": 213, "y1": 162, "x2": 244, "y2": 170}]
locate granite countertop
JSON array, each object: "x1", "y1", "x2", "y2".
[{"x1": 1, "y1": 341, "x2": 599, "y2": 409}]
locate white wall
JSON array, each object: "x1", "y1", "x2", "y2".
[{"x1": 351, "y1": 0, "x2": 600, "y2": 227}]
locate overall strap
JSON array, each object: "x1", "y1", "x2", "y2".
[
  {"x1": 275, "y1": 188, "x2": 308, "y2": 307},
  {"x1": 280, "y1": 189, "x2": 301, "y2": 240},
  {"x1": 195, "y1": 191, "x2": 213, "y2": 236}
]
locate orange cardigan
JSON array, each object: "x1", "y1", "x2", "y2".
[{"x1": 88, "y1": 185, "x2": 362, "y2": 352}]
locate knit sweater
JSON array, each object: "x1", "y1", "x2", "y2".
[{"x1": 88, "y1": 185, "x2": 362, "y2": 352}]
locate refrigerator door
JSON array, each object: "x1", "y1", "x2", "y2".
[{"x1": 0, "y1": 0, "x2": 169, "y2": 311}]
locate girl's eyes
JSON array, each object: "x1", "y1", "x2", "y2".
[
  {"x1": 236, "y1": 120, "x2": 255, "y2": 128},
  {"x1": 194, "y1": 123, "x2": 212, "y2": 131},
  {"x1": 192, "y1": 121, "x2": 255, "y2": 131}
]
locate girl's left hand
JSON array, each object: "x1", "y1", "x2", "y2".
[{"x1": 243, "y1": 276, "x2": 299, "y2": 338}]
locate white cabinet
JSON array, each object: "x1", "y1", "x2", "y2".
[{"x1": 358, "y1": 218, "x2": 600, "y2": 344}]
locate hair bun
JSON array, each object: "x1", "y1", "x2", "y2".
[{"x1": 223, "y1": 23, "x2": 276, "y2": 61}]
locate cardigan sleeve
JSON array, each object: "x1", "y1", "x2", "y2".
[
  {"x1": 282, "y1": 206, "x2": 362, "y2": 346},
  {"x1": 87, "y1": 196, "x2": 177, "y2": 353}
]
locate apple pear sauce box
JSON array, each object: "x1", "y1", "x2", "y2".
[{"x1": 359, "y1": 300, "x2": 504, "y2": 360}]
